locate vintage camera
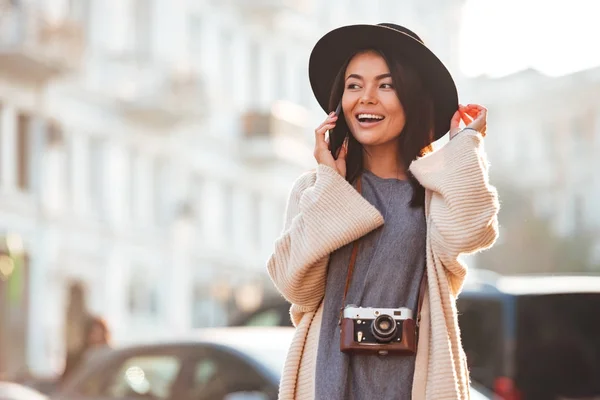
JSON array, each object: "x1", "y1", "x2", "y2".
[{"x1": 339, "y1": 305, "x2": 417, "y2": 356}]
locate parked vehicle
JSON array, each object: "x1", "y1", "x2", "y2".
[
  {"x1": 234, "y1": 271, "x2": 600, "y2": 400},
  {"x1": 229, "y1": 297, "x2": 292, "y2": 328},
  {"x1": 53, "y1": 326, "x2": 491, "y2": 400},
  {"x1": 458, "y1": 270, "x2": 600, "y2": 400},
  {"x1": 53, "y1": 327, "x2": 290, "y2": 400},
  {"x1": 0, "y1": 381, "x2": 48, "y2": 400}
]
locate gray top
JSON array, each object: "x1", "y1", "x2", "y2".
[{"x1": 314, "y1": 170, "x2": 427, "y2": 400}]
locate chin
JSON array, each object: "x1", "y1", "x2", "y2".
[{"x1": 352, "y1": 130, "x2": 388, "y2": 146}]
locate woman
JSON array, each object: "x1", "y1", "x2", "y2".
[
  {"x1": 267, "y1": 23, "x2": 499, "y2": 399},
  {"x1": 61, "y1": 315, "x2": 111, "y2": 384}
]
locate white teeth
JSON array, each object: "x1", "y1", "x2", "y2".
[{"x1": 357, "y1": 113, "x2": 384, "y2": 120}]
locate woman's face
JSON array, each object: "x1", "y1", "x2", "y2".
[{"x1": 342, "y1": 51, "x2": 406, "y2": 147}]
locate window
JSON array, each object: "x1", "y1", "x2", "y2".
[
  {"x1": 129, "y1": 150, "x2": 139, "y2": 222},
  {"x1": 106, "y1": 356, "x2": 179, "y2": 398},
  {"x1": 298, "y1": 63, "x2": 311, "y2": 108},
  {"x1": 78, "y1": 354, "x2": 181, "y2": 398},
  {"x1": 191, "y1": 283, "x2": 227, "y2": 328},
  {"x1": 88, "y1": 136, "x2": 105, "y2": 218},
  {"x1": 63, "y1": 133, "x2": 75, "y2": 210},
  {"x1": 273, "y1": 199, "x2": 286, "y2": 235},
  {"x1": 16, "y1": 113, "x2": 31, "y2": 191},
  {"x1": 573, "y1": 194, "x2": 585, "y2": 233},
  {"x1": 127, "y1": 270, "x2": 159, "y2": 318},
  {"x1": 190, "y1": 174, "x2": 204, "y2": 236},
  {"x1": 189, "y1": 16, "x2": 203, "y2": 53},
  {"x1": 0, "y1": 102, "x2": 3, "y2": 180},
  {"x1": 132, "y1": 0, "x2": 153, "y2": 59},
  {"x1": 274, "y1": 51, "x2": 286, "y2": 100},
  {"x1": 222, "y1": 183, "x2": 234, "y2": 241},
  {"x1": 457, "y1": 297, "x2": 504, "y2": 392},
  {"x1": 571, "y1": 114, "x2": 587, "y2": 156},
  {"x1": 249, "y1": 192, "x2": 261, "y2": 248},
  {"x1": 220, "y1": 29, "x2": 234, "y2": 96},
  {"x1": 595, "y1": 111, "x2": 600, "y2": 142},
  {"x1": 248, "y1": 41, "x2": 262, "y2": 107},
  {"x1": 152, "y1": 158, "x2": 169, "y2": 226},
  {"x1": 44, "y1": 121, "x2": 66, "y2": 212},
  {"x1": 516, "y1": 294, "x2": 600, "y2": 398},
  {"x1": 240, "y1": 306, "x2": 291, "y2": 328},
  {"x1": 179, "y1": 349, "x2": 273, "y2": 400},
  {"x1": 68, "y1": 0, "x2": 90, "y2": 24},
  {"x1": 543, "y1": 121, "x2": 558, "y2": 159}
]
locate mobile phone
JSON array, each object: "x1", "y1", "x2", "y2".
[{"x1": 334, "y1": 100, "x2": 342, "y2": 116}]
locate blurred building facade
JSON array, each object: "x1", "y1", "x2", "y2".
[
  {"x1": 0, "y1": 0, "x2": 469, "y2": 376},
  {"x1": 0, "y1": 0, "x2": 316, "y2": 376},
  {"x1": 464, "y1": 67, "x2": 600, "y2": 266},
  {"x1": 6, "y1": 0, "x2": 598, "y2": 379},
  {"x1": 0, "y1": 0, "x2": 475, "y2": 377}
]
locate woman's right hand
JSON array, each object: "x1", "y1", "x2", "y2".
[{"x1": 314, "y1": 112, "x2": 347, "y2": 177}]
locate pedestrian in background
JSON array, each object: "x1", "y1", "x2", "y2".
[
  {"x1": 61, "y1": 315, "x2": 111, "y2": 384},
  {"x1": 267, "y1": 23, "x2": 499, "y2": 399}
]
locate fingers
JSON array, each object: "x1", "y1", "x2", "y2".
[
  {"x1": 459, "y1": 110, "x2": 472, "y2": 125},
  {"x1": 460, "y1": 104, "x2": 486, "y2": 119},
  {"x1": 315, "y1": 112, "x2": 338, "y2": 149},
  {"x1": 334, "y1": 137, "x2": 348, "y2": 177},
  {"x1": 336, "y1": 142, "x2": 347, "y2": 161},
  {"x1": 458, "y1": 103, "x2": 488, "y2": 136},
  {"x1": 450, "y1": 110, "x2": 461, "y2": 131},
  {"x1": 338, "y1": 137, "x2": 349, "y2": 159}
]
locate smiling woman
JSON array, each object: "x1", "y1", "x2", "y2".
[
  {"x1": 266, "y1": 23, "x2": 499, "y2": 400},
  {"x1": 327, "y1": 48, "x2": 435, "y2": 206}
]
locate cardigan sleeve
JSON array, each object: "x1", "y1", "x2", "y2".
[
  {"x1": 266, "y1": 164, "x2": 384, "y2": 324},
  {"x1": 409, "y1": 131, "x2": 499, "y2": 293}
]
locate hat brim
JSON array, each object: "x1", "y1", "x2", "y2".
[{"x1": 309, "y1": 24, "x2": 458, "y2": 141}]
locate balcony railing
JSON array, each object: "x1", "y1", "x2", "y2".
[
  {"x1": 0, "y1": 3, "x2": 85, "y2": 82},
  {"x1": 90, "y1": 53, "x2": 206, "y2": 126},
  {"x1": 240, "y1": 100, "x2": 312, "y2": 165},
  {"x1": 234, "y1": 0, "x2": 292, "y2": 12}
]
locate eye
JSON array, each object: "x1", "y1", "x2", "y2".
[
  {"x1": 346, "y1": 83, "x2": 361, "y2": 90},
  {"x1": 380, "y1": 83, "x2": 394, "y2": 89}
]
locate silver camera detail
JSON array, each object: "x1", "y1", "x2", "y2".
[
  {"x1": 342, "y1": 305, "x2": 413, "y2": 344},
  {"x1": 343, "y1": 305, "x2": 413, "y2": 320}
]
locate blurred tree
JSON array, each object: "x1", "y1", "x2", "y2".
[{"x1": 478, "y1": 181, "x2": 599, "y2": 274}]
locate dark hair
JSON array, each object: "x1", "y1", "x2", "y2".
[{"x1": 328, "y1": 48, "x2": 435, "y2": 207}]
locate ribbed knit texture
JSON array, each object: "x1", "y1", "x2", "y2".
[{"x1": 267, "y1": 130, "x2": 499, "y2": 400}]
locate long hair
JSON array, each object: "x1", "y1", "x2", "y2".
[{"x1": 327, "y1": 48, "x2": 435, "y2": 207}]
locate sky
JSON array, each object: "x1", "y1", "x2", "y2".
[{"x1": 459, "y1": 0, "x2": 600, "y2": 77}]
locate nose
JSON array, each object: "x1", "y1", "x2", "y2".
[{"x1": 360, "y1": 85, "x2": 378, "y2": 105}]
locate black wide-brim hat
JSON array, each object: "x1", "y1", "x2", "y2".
[{"x1": 309, "y1": 23, "x2": 458, "y2": 141}]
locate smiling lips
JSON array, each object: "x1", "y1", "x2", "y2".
[{"x1": 356, "y1": 113, "x2": 385, "y2": 127}]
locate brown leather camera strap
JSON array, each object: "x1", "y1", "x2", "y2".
[{"x1": 340, "y1": 174, "x2": 427, "y2": 327}]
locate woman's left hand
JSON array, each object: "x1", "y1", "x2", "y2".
[{"x1": 449, "y1": 104, "x2": 487, "y2": 139}]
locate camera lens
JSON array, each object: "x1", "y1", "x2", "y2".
[{"x1": 371, "y1": 314, "x2": 397, "y2": 343}]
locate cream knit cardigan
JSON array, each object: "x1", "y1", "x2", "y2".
[{"x1": 267, "y1": 130, "x2": 499, "y2": 400}]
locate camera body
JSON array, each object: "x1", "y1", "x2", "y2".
[{"x1": 340, "y1": 305, "x2": 417, "y2": 356}]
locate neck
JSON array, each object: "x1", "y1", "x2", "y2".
[{"x1": 362, "y1": 142, "x2": 407, "y2": 180}]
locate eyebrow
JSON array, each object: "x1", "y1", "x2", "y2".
[{"x1": 345, "y1": 73, "x2": 392, "y2": 81}]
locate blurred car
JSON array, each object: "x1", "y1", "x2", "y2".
[
  {"x1": 52, "y1": 327, "x2": 289, "y2": 400},
  {"x1": 0, "y1": 381, "x2": 48, "y2": 400},
  {"x1": 229, "y1": 297, "x2": 293, "y2": 328},
  {"x1": 52, "y1": 326, "x2": 491, "y2": 400},
  {"x1": 235, "y1": 272, "x2": 600, "y2": 400},
  {"x1": 458, "y1": 271, "x2": 600, "y2": 400}
]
